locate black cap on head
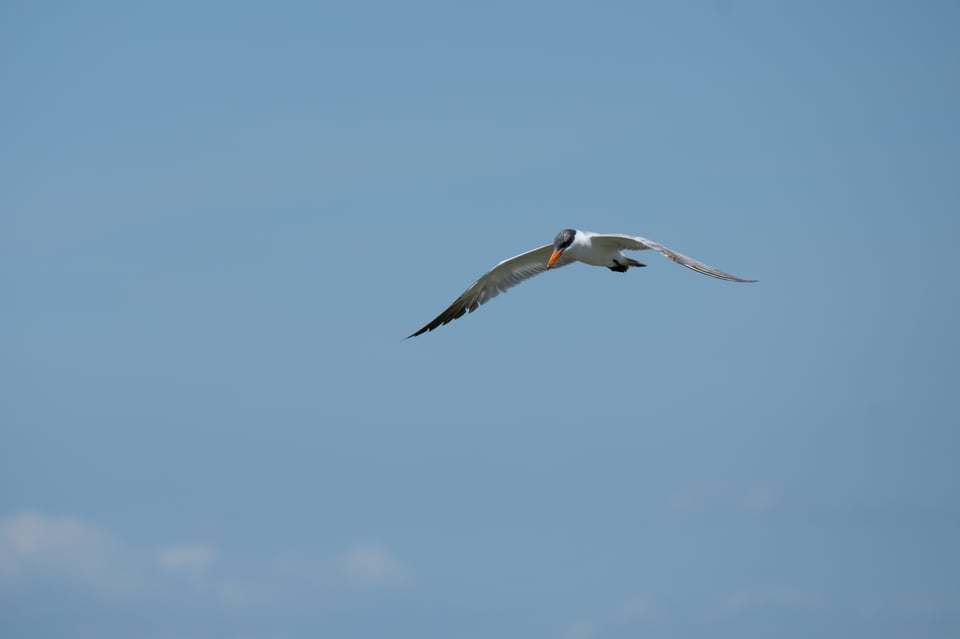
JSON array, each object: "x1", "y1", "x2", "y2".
[{"x1": 553, "y1": 229, "x2": 576, "y2": 251}]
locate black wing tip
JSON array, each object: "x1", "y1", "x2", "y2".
[{"x1": 406, "y1": 324, "x2": 434, "y2": 338}]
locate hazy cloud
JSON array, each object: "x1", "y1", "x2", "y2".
[
  {"x1": 338, "y1": 542, "x2": 411, "y2": 588},
  {"x1": 714, "y1": 587, "x2": 828, "y2": 617},
  {"x1": 0, "y1": 511, "x2": 139, "y2": 595},
  {"x1": 665, "y1": 482, "x2": 780, "y2": 517},
  {"x1": 559, "y1": 620, "x2": 596, "y2": 639},
  {"x1": 558, "y1": 592, "x2": 659, "y2": 639},
  {"x1": 617, "y1": 593, "x2": 657, "y2": 620},
  {"x1": 219, "y1": 580, "x2": 272, "y2": 607},
  {"x1": 157, "y1": 543, "x2": 216, "y2": 578},
  {"x1": 0, "y1": 510, "x2": 417, "y2": 608}
]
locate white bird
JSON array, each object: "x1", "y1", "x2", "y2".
[{"x1": 409, "y1": 229, "x2": 757, "y2": 337}]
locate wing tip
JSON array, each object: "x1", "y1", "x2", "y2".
[{"x1": 406, "y1": 325, "x2": 432, "y2": 339}]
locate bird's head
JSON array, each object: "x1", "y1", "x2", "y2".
[{"x1": 548, "y1": 229, "x2": 576, "y2": 269}]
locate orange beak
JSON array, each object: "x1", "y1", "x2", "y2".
[{"x1": 547, "y1": 250, "x2": 562, "y2": 269}]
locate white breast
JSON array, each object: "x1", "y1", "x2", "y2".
[{"x1": 565, "y1": 231, "x2": 622, "y2": 267}]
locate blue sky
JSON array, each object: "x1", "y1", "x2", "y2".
[{"x1": 2, "y1": 1, "x2": 958, "y2": 638}]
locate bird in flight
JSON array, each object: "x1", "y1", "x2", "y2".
[{"x1": 408, "y1": 229, "x2": 757, "y2": 337}]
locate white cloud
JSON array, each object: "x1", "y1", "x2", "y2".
[
  {"x1": 0, "y1": 511, "x2": 139, "y2": 595},
  {"x1": 1, "y1": 510, "x2": 416, "y2": 613},
  {"x1": 157, "y1": 544, "x2": 216, "y2": 578},
  {"x1": 337, "y1": 542, "x2": 411, "y2": 588}
]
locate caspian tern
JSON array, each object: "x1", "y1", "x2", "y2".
[{"x1": 409, "y1": 229, "x2": 757, "y2": 337}]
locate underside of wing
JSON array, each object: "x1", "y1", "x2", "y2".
[
  {"x1": 592, "y1": 233, "x2": 757, "y2": 283},
  {"x1": 408, "y1": 244, "x2": 575, "y2": 337}
]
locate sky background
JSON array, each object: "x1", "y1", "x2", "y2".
[{"x1": 2, "y1": 1, "x2": 959, "y2": 638}]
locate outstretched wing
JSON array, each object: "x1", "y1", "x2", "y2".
[
  {"x1": 409, "y1": 244, "x2": 576, "y2": 337},
  {"x1": 591, "y1": 234, "x2": 757, "y2": 283}
]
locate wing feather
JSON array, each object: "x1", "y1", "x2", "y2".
[
  {"x1": 408, "y1": 244, "x2": 574, "y2": 337},
  {"x1": 591, "y1": 234, "x2": 757, "y2": 283}
]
